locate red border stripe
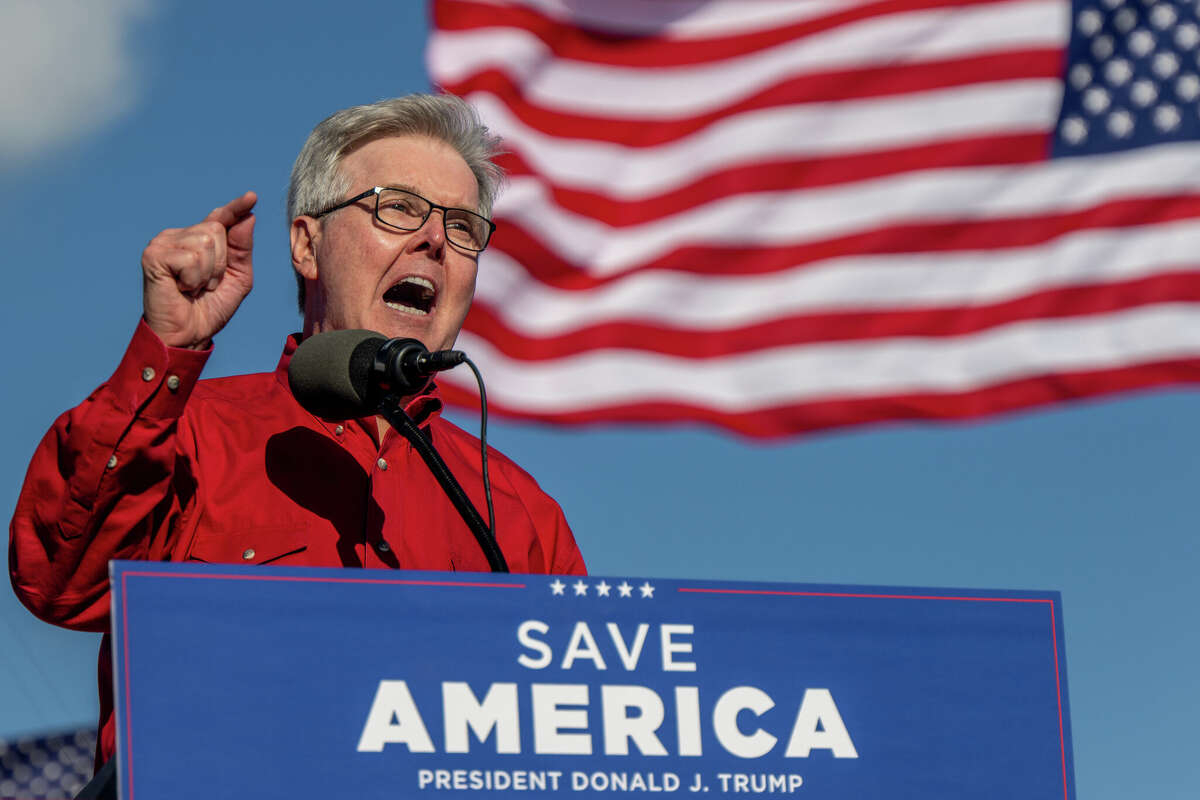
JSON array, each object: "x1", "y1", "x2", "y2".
[
  {"x1": 1050, "y1": 601, "x2": 1070, "y2": 800},
  {"x1": 121, "y1": 573, "x2": 135, "y2": 800},
  {"x1": 678, "y1": 587, "x2": 1051, "y2": 602},
  {"x1": 120, "y1": 570, "x2": 526, "y2": 588}
]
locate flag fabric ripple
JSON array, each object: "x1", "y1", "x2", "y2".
[{"x1": 428, "y1": 0, "x2": 1200, "y2": 438}]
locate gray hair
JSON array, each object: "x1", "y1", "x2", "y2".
[{"x1": 286, "y1": 94, "x2": 505, "y2": 310}]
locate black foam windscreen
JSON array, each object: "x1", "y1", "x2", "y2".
[{"x1": 287, "y1": 329, "x2": 386, "y2": 419}]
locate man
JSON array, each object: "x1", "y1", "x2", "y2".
[{"x1": 9, "y1": 94, "x2": 586, "y2": 765}]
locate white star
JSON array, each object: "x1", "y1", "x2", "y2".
[
  {"x1": 1115, "y1": 7, "x2": 1138, "y2": 33},
  {"x1": 1107, "y1": 109, "x2": 1136, "y2": 138},
  {"x1": 1129, "y1": 29, "x2": 1156, "y2": 58},
  {"x1": 1069, "y1": 63, "x2": 1093, "y2": 90},
  {"x1": 1083, "y1": 86, "x2": 1112, "y2": 114},
  {"x1": 1177, "y1": 73, "x2": 1200, "y2": 100},
  {"x1": 1154, "y1": 51, "x2": 1181, "y2": 79},
  {"x1": 1176, "y1": 23, "x2": 1200, "y2": 50},
  {"x1": 1105, "y1": 58, "x2": 1133, "y2": 87},
  {"x1": 1092, "y1": 33, "x2": 1115, "y2": 60},
  {"x1": 617, "y1": 581, "x2": 633, "y2": 598},
  {"x1": 573, "y1": 579, "x2": 588, "y2": 596},
  {"x1": 1077, "y1": 8, "x2": 1103, "y2": 36},
  {"x1": 596, "y1": 580, "x2": 612, "y2": 597},
  {"x1": 1154, "y1": 103, "x2": 1182, "y2": 131},
  {"x1": 550, "y1": 579, "x2": 565, "y2": 596},
  {"x1": 1151, "y1": 3, "x2": 1178, "y2": 30},
  {"x1": 1131, "y1": 78, "x2": 1159, "y2": 106},
  {"x1": 639, "y1": 581, "x2": 656, "y2": 598},
  {"x1": 1060, "y1": 116, "x2": 1089, "y2": 145}
]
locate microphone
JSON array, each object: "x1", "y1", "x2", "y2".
[{"x1": 287, "y1": 329, "x2": 466, "y2": 419}]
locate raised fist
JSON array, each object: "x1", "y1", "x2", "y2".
[{"x1": 141, "y1": 191, "x2": 257, "y2": 349}]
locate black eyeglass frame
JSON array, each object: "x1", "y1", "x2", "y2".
[{"x1": 313, "y1": 186, "x2": 496, "y2": 252}]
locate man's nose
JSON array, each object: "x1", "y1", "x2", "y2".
[{"x1": 409, "y1": 209, "x2": 447, "y2": 254}]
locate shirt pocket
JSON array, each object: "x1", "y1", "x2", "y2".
[{"x1": 186, "y1": 526, "x2": 309, "y2": 566}]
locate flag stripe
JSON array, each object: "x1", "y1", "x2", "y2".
[
  {"x1": 443, "y1": 49, "x2": 1062, "y2": 147},
  {"x1": 444, "y1": 304, "x2": 1200, "y2": 409},
  {"x1": 438, "y1": 0, "x2": 901, "y2": 40},
  {"x1": 468, "y1": 271, "x2": 1200, "y2": 358},
  {"x1": 496, "y1": 150, "x2": 1200, "y2": 276},
  {"x1": 495, "y1": 132, "x2": 1050, "y2": 227},
  {"x1": 491, "y1": 192, "x2": 1200, "y2": 288},
  {"x1": 433, "y1": 0, "x2": 1031, "y2": 64},
  {"x1": 470, "y1": 80, "x2": 1060, "y2": 199},
  {"x1": 430, "y1": 0, "x2": 1063, "y2": 116},
  {"x1": 475, "y1": 219, "x2": 1200, "y2": 332},
  {"x1": 438, "y1": 357, "x2": 1200, "y2": 437}
]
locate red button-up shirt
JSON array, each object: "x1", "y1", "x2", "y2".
[{"x1": 9, "y1": 320, "x2": 585, "y2": 763}]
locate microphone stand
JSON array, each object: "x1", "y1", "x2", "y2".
[
  {"x1": 377, "y1": 392, "x2": 509, "y2": 573},
  {"x1": 73, "y1": 758, "x2": 115, "y2": 799}
]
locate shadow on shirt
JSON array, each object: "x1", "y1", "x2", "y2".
[{"x1": 263, "y1": 426, "x2": 400, "y2": 569}]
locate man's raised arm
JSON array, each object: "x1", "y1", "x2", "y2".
[{"x1": 9, "y1": 193, "x2": 257, "y2": 630}]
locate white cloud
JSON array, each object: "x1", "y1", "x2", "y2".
[{"x1": 0, "y1": 0, "x2": 152, "y2": 164}]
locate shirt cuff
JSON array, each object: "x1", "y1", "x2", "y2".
[{"x1": 108, "y1": 319, "x2": 212, "y2": 419}]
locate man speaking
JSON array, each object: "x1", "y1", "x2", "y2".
[{"x1": 9, "y1": 94, "x2": 586, "y2": 764}]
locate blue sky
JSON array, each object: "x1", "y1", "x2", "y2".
[{"x1": 1, "y1": 2, "x2": 1197, "y2": 797}]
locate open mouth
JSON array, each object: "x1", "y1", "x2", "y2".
[{"x1": 383, "y1": 276, "x2": 436, "y2": 316}]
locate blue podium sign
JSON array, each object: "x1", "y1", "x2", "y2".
[{"x1": 110, "y1": 562, "x2": 1074, "y2": 799}]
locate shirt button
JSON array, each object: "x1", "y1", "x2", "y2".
[
  {"x1": 106, "y1": 455, "x2": 118, "y2": 469},
  {"x1": 377, "y1": 541, "x2": 391, "y2": 553},
  {"x1": 334, "y1": 425, "x2": 344, "y2": 436},
  {"x1": 166, "y1": 375, "x2": 181, "y2": 392},
  {"x1": 242, "y1": 548, "x2": 256, "y2": 561},
  {"x1": 141, "y1": 367, "x2": 155, "y2": 382},
  {"x1": 377, "y1": 458, "x2": 388, "y2": 471}
]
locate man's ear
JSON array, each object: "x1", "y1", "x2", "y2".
[{"x1": 290, "y1": 216, "x2": 320, "y2": 280}]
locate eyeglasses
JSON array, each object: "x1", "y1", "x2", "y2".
[{"x1": 314, "y1": 186, "x2": 496, "y2": 252}]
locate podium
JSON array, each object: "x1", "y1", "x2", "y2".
[{"x1": 109, "y1": 561, "x2": 1075, "y2": 798}]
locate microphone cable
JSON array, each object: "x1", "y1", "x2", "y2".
[
  {"x1": 385, "y1": 338, "x2": 497, "y2": 535},
  {"x1": 461, "y1": 355, "x2": 496, "y2": 538}
]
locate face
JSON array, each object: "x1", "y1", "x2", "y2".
[{"x1": 293, "y1": 135, "x2": 482, "y2": 353}]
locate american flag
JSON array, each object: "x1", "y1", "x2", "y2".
[
  {"x1": 0, "y1": 727, "x2": 95, "y2": 799},
  {"x1": 428, "y1": 0, "x2": 1200, "y2": 437}
]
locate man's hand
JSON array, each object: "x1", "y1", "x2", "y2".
[{"x1": 141, "y1": 191, "x2": 257, "y2": 349}]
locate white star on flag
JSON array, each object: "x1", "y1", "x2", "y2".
[
  {"x1": 595, "y1": 580, "x2": 611, "y2": 597},
  {"x1": 573, "y1": 580, "x2": 589, "y2": 596},
  {"x1": 617, "y1": 581, "x2": 633, "y2": 598},
  {"x1": 640, "y1": 582, "x2": 655, "y2": 598},
  {"x1": 550, "y1": 579, "x2": 565, "y2": 596}
]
